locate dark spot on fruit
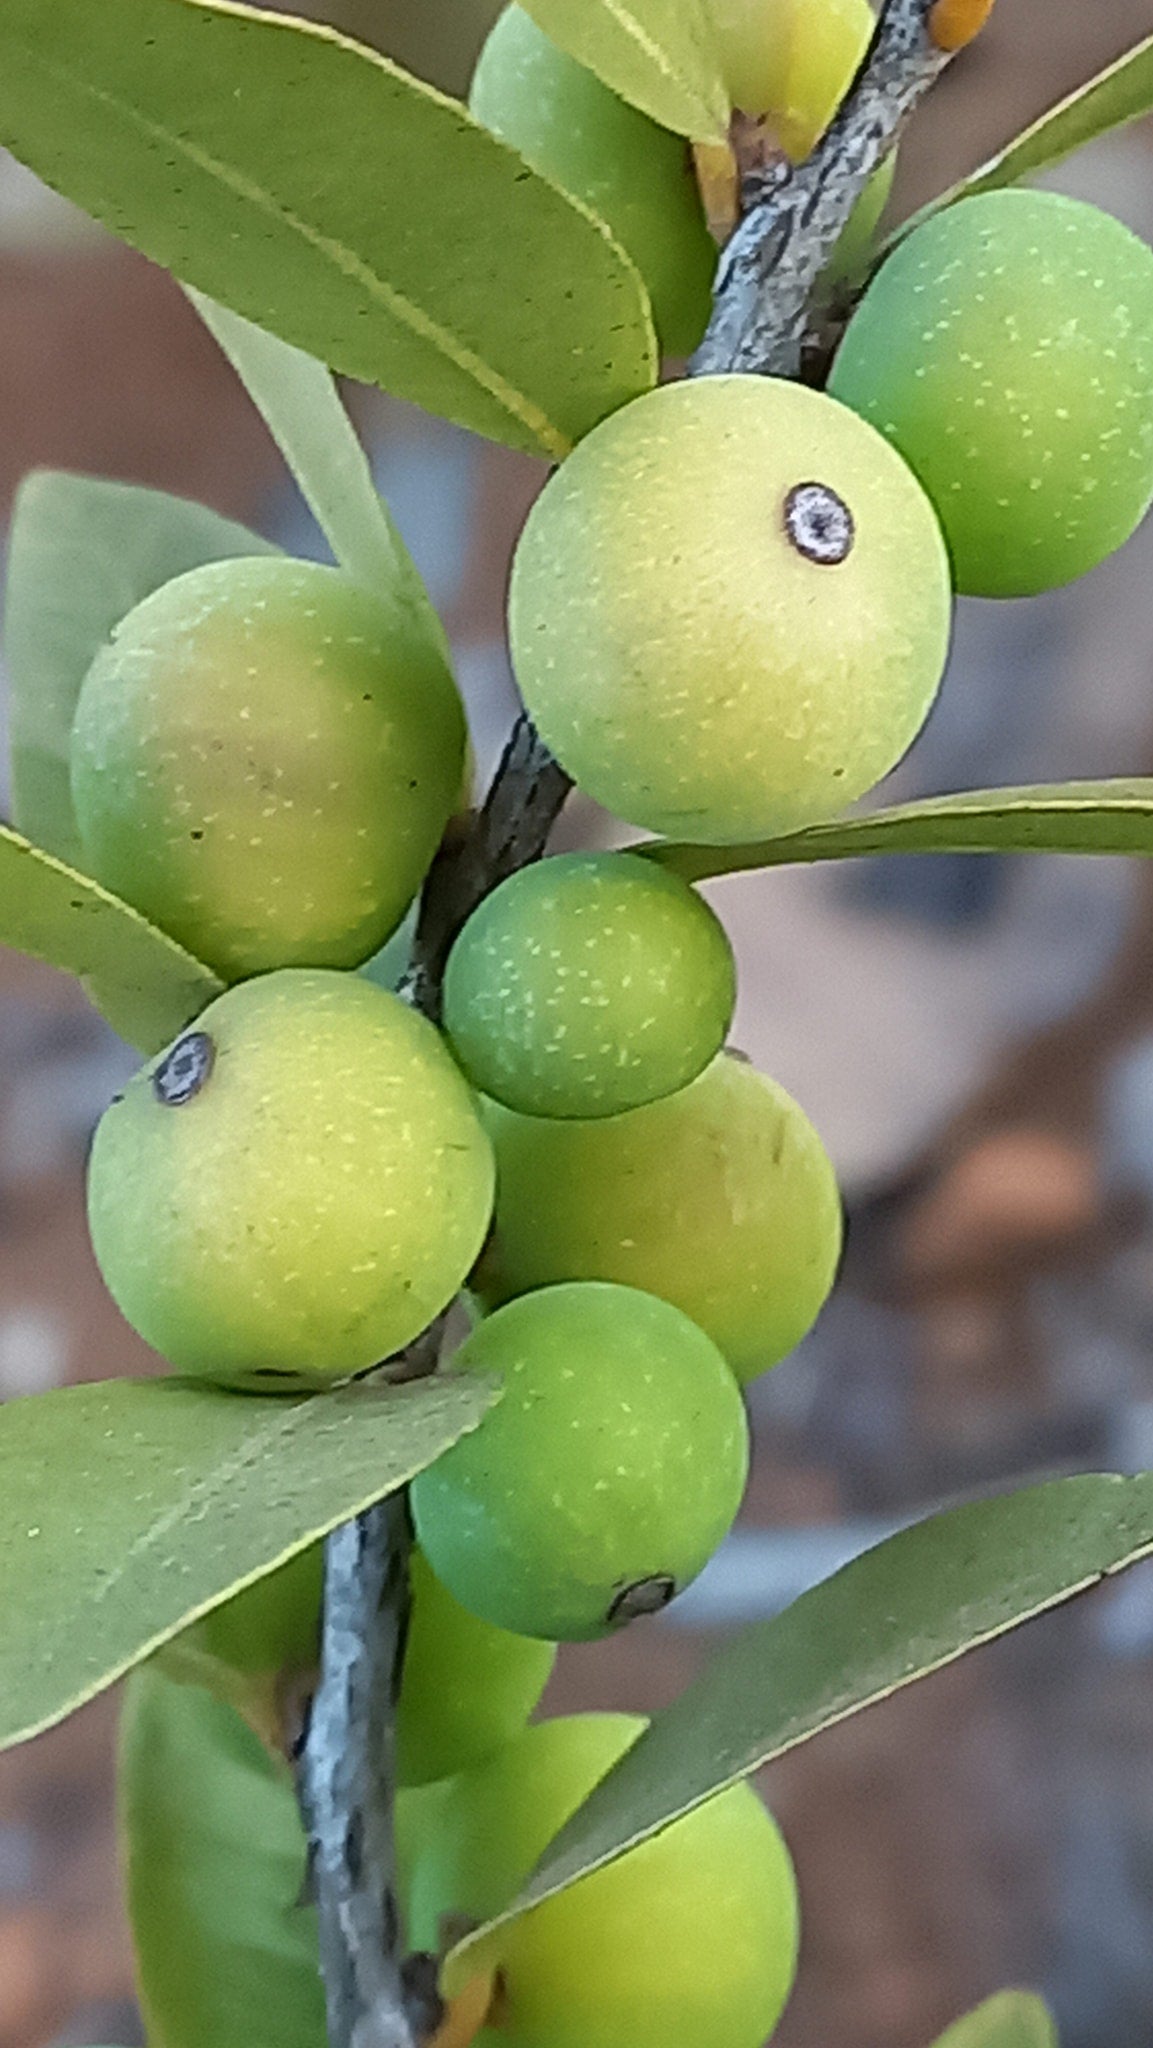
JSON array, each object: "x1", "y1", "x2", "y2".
[
  {"x1": 784, "y1": 482, "x2": 855, "y2": 565},
  {"x1": 608, "y1": 1574, "x2": 677, "y2": 1625},
  {"x1": 152, "y1": 1030, "x2": 215, "y2": 1107},
  {"x1": 190, "y1": 829, "x2": 204, "y2": 840}
]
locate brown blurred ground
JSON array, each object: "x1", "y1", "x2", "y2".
[{"x1": 2, "y1": 5, "x2": 1153, "y2": 2047}]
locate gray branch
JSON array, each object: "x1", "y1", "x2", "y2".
[
  {"x1": 691, "y1": 0, "x2": 961, "y2": 380},
  {"x1": 298, "y1": 725, "x2": 570, "y2": 2048}
]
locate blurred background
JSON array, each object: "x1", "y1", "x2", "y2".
[{"x1": 1, "y1": 1, "x2": 1153, "y2": 2044}]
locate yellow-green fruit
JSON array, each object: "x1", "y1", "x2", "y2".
[
  {"x1": 405, "y1": 1714, "x2": 799, "y2": 2048},
  {"x1": 829, "y1": 190, "x2": 1153, "y2": 597},
  {"x1": 442, "y1": 851, "x2": 736, "y2": 1119},
  {"x1": 398, "y1": 1551, "x2": 557, "y2": 1788},
  {"x1": 508, "y1": 376, "x2": 951, "y2": 844},
  {"x1": 470, "y1": 6, "x2": 715, "y2": 357},
  {"x1": 70, "y1": 555, "x2": 465, "y2": 979},
  {"x1": 475, "y1": 1056, "x2": 842, "y2": 1384},
  {"x1": 707, "y1": 0, "x2": 874, "y2": 155},
  {"x1": 86, "y1": 969, "x2": 494, "y2": 1390},
  {"x1": 170, "y1": 1546, "x2": 325, "y2": 1681},
  {"x1": 411, "y1": 1283, "x2": 749, "y2": 1640}
]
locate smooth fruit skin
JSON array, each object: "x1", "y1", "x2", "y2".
[
  {"x1": 86, "y1": 969, "x2": 495, "y2": 1390},
  {"x1": 829, "y1": 190, "x2": 1153, "y2": 597},
  {"x1": 509, "y1": 376, "x2": 952, "y2": 845},
  {"x1": 71, "y1": 555, "x2": 466, "y2": 979},
  {"x1": 470, "y1": 7, "x2": 715, "y2": 358},
  {"x1": 442, "y1": 851, "x2": 736, "y2": 1119},
  {"x1": 475, "y1": 1055, "x2": 842, "y2": 1384},
  {"x1": 406, "y1": 1714, "x2": 799, "y2": 2048},
  {"x1": 410, "y1": 1283, "x2": 749, "y2": 1641},
  {"x1": 707, "y1": 0, "x2": 874, "y2": 154},
  {"x1": 398, "y1": 1550, "x2": 557, "y2": 1788}
]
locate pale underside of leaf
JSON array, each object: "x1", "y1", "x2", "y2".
[
  {"x1": 643, "y1": 780, "x2": 1153, "y2": 883},
  {"x1": 448, "y1": 1471, "x2": 1153, "y2": 1980},
  {"x1": 0, "y1": 1374, "x2": 496, "y2": 1751}
]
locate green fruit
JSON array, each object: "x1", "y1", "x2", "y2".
[
  {"x1": 475, "y1": 1055, "x2": 842, "y2": 1384},
  {"x1": 829, "y1": 190, "x2": 1153, "y2": 597},
  {"x1": 87, "y1": 969, "x2": 494, "y2": 1390},
  {"x1": 406, "y1": 1714, "x2": 799, "y2": 2048},
  {"x1": 707, "y1": 0, "x2": 875, "y2": 156},
  {"x1": 411, "y1": 1283, "x2": 749, "y2": 1641},
  {"x1": 470, "y1": 6, "x2": 715, "y2": 357},
  {"x1": 71, "y1": 555, "x2": 465, "y2": 979},
  {"x1": 166, "y1": 1545, "x2": 325, "y2": 1684},
  {"x1": 508, "y1": 376, "x2": 951, "y2": 844},
  {"x1": 120, "y1": 1669, "x2": 325, "y2": 2048},
  {"x1": 823, "y1": 152, "x2": 896, "y2": 287},
  {"x1": 398, "y1": 1550, "x2": 557, "y2": 1788},
  {"x1": 442, "y1": 851, "x2": 736, "y2": 1119}
]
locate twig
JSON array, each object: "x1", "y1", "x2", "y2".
[
  {"x1": 299, "y1": 726, "x2": 570, "y2": 2048},
  {"x1": 691, "y1": 0, "x2": 983, "y2": 381}
]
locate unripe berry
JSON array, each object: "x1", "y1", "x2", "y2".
[
  {"x1": 398, "y1": 1551, "x2": 557, "y2": 1789},
  {"x1": 411, "y1": 1283, "x2": 749, "y2": 1641},
  {"x1": 707, "y1": 0, "x2": 875, "y2": 157},
  {"x1": 475, "y1": 1055, "x2": 842, "y2": 1384},
  {"x1": 829, "y1": 190, "x2": 1153, "y2": 596},
  {"x1": 405, "y1": 1714, "x2": 799, "y2": 2048},
  {"x1": 442, "y1": 851, "x2": 736, "y2": 1119},
  {"x1": 71, "y1": 556, "x2": 465, "y2": 978},
  {"x1": 470, "y1": 7, "x2": 715, "y2": 357},
  {"x1": 86, "y1": 970, "x2": 494, "y2": 1390},
  {"x1": 509, "y1": 376, "x2": 952, "y2": 845}
]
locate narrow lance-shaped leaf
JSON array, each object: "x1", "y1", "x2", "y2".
[
  {"x1": 4, "y1": 470, "x2": 276, "y2": 865},
  {"x1": 0, "y1": 825, "x2": 222, "y2": 1053},
  {"x1": 188, "y1": 294, "x2": 450, "y2": 663},
  {"x1": 447, "y1": 1471, "x2": 1153, "y2": 1980},
  {"x1": 0, "y1": 1373, "x2": 496, "y2": 1752},
  {"x1": 520, "y1": 0, "x2": 730, "y2": 139},
  {"x1": 0, "y1": 0, "x2": 655, "y2": 457},
  {"x1": 644, "y1": 780, "x2": 1153, "y2": 885},
  {"x1": 889, "y1": 33, "x2": 1153, "y2": 246},
  {"x1": 932, "y1": 1991, "x2": 1058, "y2": 2048}
]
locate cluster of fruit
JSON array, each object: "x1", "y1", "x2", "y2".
[{"x1": 74, "y1": 3, "x2": 1153, "y2": 2040}]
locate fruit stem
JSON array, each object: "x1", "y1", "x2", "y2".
[
  {"x1": 690, "y1": 0, "x2": 996, "y2": 381},
  {"x1": 299, "y1": 722, "x2": 571, "y2": 2048}
]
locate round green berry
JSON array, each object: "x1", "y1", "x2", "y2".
[
  {"x1": 87, "y1": 970, "x2": 494, "y2": 1390},
  {"x1": 829, "y1": 189, "x2": 1153, "y2": 596},
  {"x1": 442, "y1": 852, "x2": 736, "y2": 1119},
  {"x1": 398, "y1": 1550, "x2": 557, "y2": 1788},
  {"x1": 508, "y1": 375, "x2": 952, "y2": 844},
  {"x1": 411, "y1": 1282, "x2": 749, "y2": 1641},
  {"x1": 71, "y1": 556, "x2": 465, "y2": 979},
  {"x1": 475, "y1": 1055, "x2": 842, "y2": 1384}
]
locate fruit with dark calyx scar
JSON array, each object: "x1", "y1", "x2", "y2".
[
  {"x1": 469, "y1": 6, "x2": 715, "y2": 358},
  {"x1": 405, "y1": 1713, "x2": 800, "y2": 2048},
  {"x1": 442, "y1": 850, "x2": 736, "y2": 1119},
  {"x1": 474, "y1": 1053, "x2": 842, "y2": 1385},
  {"x1": 71, "y1": 555, "x2": 466, "y2": 979},
  {"x1": 829, "y1": 189, "x2": 1153, "y2": 597},
  {"x1": 86, "y1": 969, "x2": 494, "y2": 1391},
  {"x1": 508, "y1": 375, "x2": 952, "y2": 845},
  {"x1": 410, "y1": 1282, "x2": 749, "y2": 1641}
]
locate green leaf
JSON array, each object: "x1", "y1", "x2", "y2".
[
  {"x1": 520, "y1": 0, "x2": 730, "y2": 139},
  {"x1": 890, "y1": 34, "x2": 1153, "y2": 246},
  {"x1": 188, "y1": 295, "x2": 449, "y2": 663},
  {"x1": 933, "y1": 1991, "x2": 1058, "y2": 2048},
  {"x1": 447, "y1": 1472, "x2": 1153, "y2": 1980},
  {"x1": 0, "y1": 825, "x2": 222, "y2": 1052},
  {"x1": 644, "y1": 780, "x2": 1153, "y2": 884},
  {"x1": 121, "y1": 1668, "x2": 324, "y2": 2048},
  {"x1": 0, "y1": 0, "x2": 655, "y2": 458},
  {"x1": 4, "y1": 469, "x2": 276, "y2": 865},
  {"x1": 0, "y1": 1372, "x2": 495, "y2": 1750}
]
